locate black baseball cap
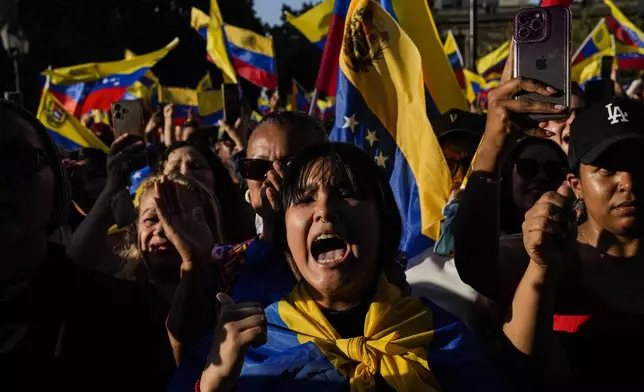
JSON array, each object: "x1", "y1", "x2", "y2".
[
  {"x1": 568, "y1": 97, "x2": 644, "y2": 171},
  {"x1": 432, "y1": 108, "x2": 486, "y2": 141}
]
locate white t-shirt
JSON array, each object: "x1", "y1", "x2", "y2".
[{"x1": 406, "y1": 250, "x2": 480, "y2": 327}]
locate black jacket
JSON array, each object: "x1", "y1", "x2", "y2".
[{"x1": 0, "y1": 244, "x2": 175, "y2": 391}]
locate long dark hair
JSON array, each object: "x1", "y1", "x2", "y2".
[
  {"x1": 0, "y1": 99, "x2": 70, "y2": 234},
  {"x1": 160, "y1": 140, "x2": 255, "y2": 243},
  {"x1": 276, "y1": 142, "x2": 402, "y2": 272}
]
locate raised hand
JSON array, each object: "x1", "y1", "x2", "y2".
[
  {"x1": 152, "y1": 176, "x2": 215, "y2": 265},
  {"x1": 200, "y1": 293, "x2": 266, "y2": 392},
  {"x1": 163, "y1": 103, "x2": 175, "y2": 120},
  {"x1": 106, "y1": 133, "x2": 146, "y2": 190},
  {"x1": 257, "y1": 160, "x2": 286, "y2": 241},
  {"x1": 522, "y1": 182, "x2": 577, "y2": 268}
]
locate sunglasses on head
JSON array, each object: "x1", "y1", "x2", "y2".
[
  {"x1": 516, "y1": 159, "x2": 566, "y2": 182},
  {"x1": 0, "y1": 146, "x2": 49, "y2": 185},
  {"x1": 237, "y1": 157, "x2": 293, "y2": 181}
]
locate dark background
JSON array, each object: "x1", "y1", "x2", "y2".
[{"x1": 0, "y1": 0, "x2": 321, "y2": 113}]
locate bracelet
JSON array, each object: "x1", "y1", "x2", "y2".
[{"x1": 195, "y1": 378, "x2": 202, "y2": 392}]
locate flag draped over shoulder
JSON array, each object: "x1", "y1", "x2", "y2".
[
  {"x1": 572, "y1": 19, "x2": 615, "y2": 86},
  {"x1": 37, "y1": 90, "x2": 109, "y2": 153},
  {"x1": 329, "y1": 0, "x2": 452, "y2": 257},
  {"x1": 443, "y1": 30, "x2": 466, "y2": 91},
  {"x1": 285, "y1": 0, "x2": 334, "y2": 50},
  {"x1": 42, "y1": 39, "x2": 178, "y2": 117},
  {"x1": 476, "y1": 40, "x2": 509, "y2": 89}
]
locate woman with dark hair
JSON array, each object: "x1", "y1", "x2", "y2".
[
  {"x1": 0, "y1": 99, "x2": 174, "y2": 390},
  {"x1": 160, "y1": 140, "x2": 255, "y2": 243},
  {"x1": 171, "y1": 143, "x2": 507, "y2": 392}
]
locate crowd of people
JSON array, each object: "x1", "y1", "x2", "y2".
[{"x1": 1, "y1": 40, "x2": 643, "y2": 392}]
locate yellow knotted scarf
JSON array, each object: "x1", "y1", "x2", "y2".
[{"x1": 276, "y1": 274, "x2": 441, "y2": 392}]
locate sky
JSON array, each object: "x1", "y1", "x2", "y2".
[{"x1": 254, "y1": 0, "x2": 314, "y2": 26}]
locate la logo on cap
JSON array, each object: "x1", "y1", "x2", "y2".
[{"x1": 606, "y1": 103, "x2": 629, "y2": 125}]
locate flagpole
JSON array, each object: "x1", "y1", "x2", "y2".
[
  {"x1": 468, "y1": 0, "x2": 478, "y2": 68},
  {"x1": 308, "y1": 88, "x2": 319, "y2": 116}
]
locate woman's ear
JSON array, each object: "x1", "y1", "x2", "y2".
[{"x1": 567, "y1": 173, "x2": 582, "y2": 199}]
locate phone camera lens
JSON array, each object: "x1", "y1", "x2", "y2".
[
  {"x1": 518, "y1": 28, "x2": 531, "y2": 39},
  {"x1": 519, "y1": 14, "x2": 531, "y2": 25},
  {"x1": 531, "y1": 19, "x2": 543, "y2": 30},
  {"x1": 534, "y1": 12, "x2": 541, "y2": 18}
]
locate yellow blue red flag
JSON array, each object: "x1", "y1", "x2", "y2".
[
  {"x1": 329, "y1": 0, "x2": 452, "y2": 255},
  {"x1": 123, "y1": 49, "x2": 160, "y2": 106},
  {"x1": 464, "y1": 69, "x2": 486, "y2": 104},
  {"x1": 476, "y1": 40, "x2": 509, "y2": 88},
  {"x1": 37, "y1": 90, "x2": 109, "y2": 153},
  {"x1": 191, "y1": 5, "x2": 238, "y2": 84},
  {"x1": 223, "y1": 25, "x2": 277, "y2": 90},
  {"x1": 443, "y1": 30, "x2": 466, "y2": 91},
  {"x1": 316, "y1": 0, "x2": 467, "y2": 114},
  {"x1": 572, "y1": 19, "x2": 615, "y2": 85},
  {"x1": 604, "y1": 0, "x2": 644, "y2": 69},
  {"x1": 285, "y1": 0, "x2": 334, "y2": 50},
  {"x1": 42, "y1": 39, "x2": 178, "y2": 117},
  {"x1": 156, "y1": 86, "x2": 222, "y2": 126}
]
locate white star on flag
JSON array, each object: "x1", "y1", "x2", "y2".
[
  {"x1": 343, "y1": 114, "x2": 360, "y2": 133},
  {"x1": 132, "y1": 171, "x2": 142, "y2": 180}
]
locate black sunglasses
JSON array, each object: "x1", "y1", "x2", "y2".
[
  {"x1": 0, "y1": 146, "x2": 49, "y2": 185},
  {"x1": 516, "y1": 158, "x2": 566, "y2": 182},
  {"x1": 237, "y1": 157, "x2": 293, "y2": 181}
]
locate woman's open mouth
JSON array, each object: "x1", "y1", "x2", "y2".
[
  {"x1": 149, "y1": 242, "x2": 176, "y2": 253},
  {"x1": 310, "y1": 233, "x2": 350, "y2": 266}
]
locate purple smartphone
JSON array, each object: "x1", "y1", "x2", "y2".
[{"x1": 513, "y1": 6, "x2": 571, "y2": 121}]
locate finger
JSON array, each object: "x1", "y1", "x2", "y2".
[
  {"x1": 497, "y1": 97, "x2": 566, "y2": 115},
  {"x1": 171, "y1": 180, "x2": 184, "y2": 216},
  {"x1": 238, "y1": 326, "x2": 265, "y2": 348},
  {"x1": 557, "y1": 182, "x2": 574, "y2": 201},
  {"x1": 500, "y1": 40, "x2": 515, "y2": 85},
  {"x1": 216, "y1": 292, "x2": 235, "y2": 307},
  {"x1": 525, "y1": 202, "x2": 567, "y2": 222},
  {"x1": 523, "y1": 219, "x2": 567, "y2": 238},
  {"x1": 234, "y1": 118, "x2": 242, "y2": 128},
  {"x1": 229, "y1": 314, "x2": 266, "y2": 332},
  {"x1": 273, "y1": 161, "x2": 285, "y2": 178},
  {"x1": 267, "y1": 170, "x2": 281, "y2": 191},
  {"x1": 266, "y1": 187, "x2": 278, "y2": 211},
  {"x1": 536, "y1": 191, "x2": 569, "y2": 210},
  {"x1": 494, "y1": 77, "x2": 559, "y2": 100},
  {"x1": 153, "y1": 197, "x2": 172, "y2": 231}
]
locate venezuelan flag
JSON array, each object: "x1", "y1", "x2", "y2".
[
  {"x1": 37, "y1": 90, "x2": 109, "y2": 153},
  {"x1": 605, "y1": 0, "x2": 644, "y2": 47},
  {"x1": 285, "y1": 0, "x2": 334, "y2": 50},
  {"x1": 316, "y1": 0, "x2": 466, "y2": 114},
  {"x1": 123, "y1": 49, "x2": 159, "y2": 106},
  {"x1": 157, "y1": 87, "x2": 199, "y2": 126},
  {"x1": 224, "y1": 25, "x2": 277, "y2": 90},
  {"x1": 329, "y1": 0, "x2": 451, "y2": 257},
  {"x1": 318, "y1": 96, "x2": 336, "y2": 120},
  {"x1": 198, "y1": 90, "x2": 224, "y2": 125},
  {"x1": 42, "y1": 39, "x2": 178, "y2": 118},
  {"x1": 191, "y1": 2, "x2": 238, "y2": 84},
  {"x1": 572, "y1": 18, "x2": 615, "y2": 83},
  {"x1": 464, "y1": 69, "x2": 486, "y2": 104},
  {"x1": 443, "y1": 30, "x2": 466, "y2": 91},
  {"x1": 603, "y1": 0, "x2": 644, "y2": 69},
  {"x1": 196, "y1": 73, "x2": 214, "y2": 93},
  {"x1": 476, "y1": 40, "x2": 509, "y2": 85}
]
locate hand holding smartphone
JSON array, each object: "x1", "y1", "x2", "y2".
[
  {"x1": 111, "y1": 100, "x2": 146, "y2": 138},
  {"x1": 513, "y1": 6, "x2": 571, "y2": 121}
]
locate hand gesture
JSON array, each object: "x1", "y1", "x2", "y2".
[
  {"x1": 522, "y1": 183, "x2": 577, "y2": 268},
  {"x1": 145, "y1": 110, "x2": 163, "y2": 136},
  {"x1": 106, "y1": 134, "x2": 146, "y2": 190},
  {"x1": 152, "y1": 176, "x2": 215, "y2": 264},
  {"x1": 201, "y1": 293, "x2": 266, "y2": 391},
  {"x1": 163, "y1": 103, "x2": 174, "y2": 119},
  {"x1": 217, "y1": 118, "x2": 246, "y2": 152},
  {"x1": 257, "y1": 161, "x2": 286, "y2": 241}
]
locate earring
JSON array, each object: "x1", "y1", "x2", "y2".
[
  {"x1": 573, "y1": 198, "x2": 587, "y2": 224},
  {"x1": 245, "y1": 189, "x2": 251, "y2": 204}
]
